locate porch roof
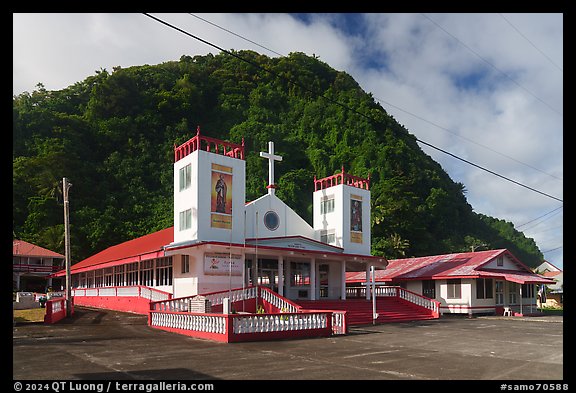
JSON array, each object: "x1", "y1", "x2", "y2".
[{"x1": 475, "y1": 270, "x2": 554, "y2": 284}]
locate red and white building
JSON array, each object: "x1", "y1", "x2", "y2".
[
  {"x1": 55, "y1": 129, "x2": 438, "y2": 342},
  {"x1": 62, "y1": 129, "x2": 386, "y2": 301},
  {"x1": 346, "y1": 249, "x2": 555, "y2": 316},
  {"x1": 13, "y1": 240, "x2": 64, "y2": 292}
]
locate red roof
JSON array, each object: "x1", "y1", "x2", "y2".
[
  {"x1": 346, "y1": 249, "x2": 554, "y2": 285},
  {"x1": 13, "y1": 240, "x2": 64, "y2": 259},
  {"x1": 53, "y1": 227, "x2": 173, "y2": 276}
]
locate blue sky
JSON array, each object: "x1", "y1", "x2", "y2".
[{"x1": 13, "y1": 13, "x2": 563, "y2": 269}]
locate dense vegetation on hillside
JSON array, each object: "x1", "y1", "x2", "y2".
[{"x1": 12, "y1": 51, "x2": 543, "y2": 267}]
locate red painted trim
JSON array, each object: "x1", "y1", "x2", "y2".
[
  {"x1": 174, "y1": 127, "x2": 245, "y2": 162},
  {"x1": 228, "y1": 327, "x2": 332, "y2": 343},
  {"x1": 314, "y1": 167, "x2": 370, "y2": 191}
]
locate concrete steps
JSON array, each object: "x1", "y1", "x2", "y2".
[{"x1": 297, "y1": 298, "x2": 437, "y2": 326}]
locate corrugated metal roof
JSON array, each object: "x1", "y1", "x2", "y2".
[
  {"x1": 13, "y1": 240, "x2": 65, "y2": 258},
  {"x1": 67, "y1": 226, "x2": 174, "y2": 272},
  {"x1": 346, "y1": 249, "x2": 554, "y2": 284},
  {"x1": 476, "y1": 270, "x2": 554, "y2": 284}
]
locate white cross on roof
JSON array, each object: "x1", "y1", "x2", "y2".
[{"x1": 259, "y1": 141, "x2": 282, "y2": 195}]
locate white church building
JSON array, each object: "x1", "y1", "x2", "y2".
[{"x1": 167, "y1": 128, "x2": 387, "y2": 300}]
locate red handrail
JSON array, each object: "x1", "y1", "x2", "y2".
[{"x1": 174, "y1": 126, "x2": 245, "y2": 162}]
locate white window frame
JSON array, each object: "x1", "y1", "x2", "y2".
[
  {"x1": 179, "y1": 164, "x2": 191, "y2": 191},
  {"x1": 446, "y1": 279, "x2": 462, "y2": 299},
  {"x1": 179, "y1": 209, "x2": 192, "y2": 231},
  {"x1": 320, "y1": 196, "x2": 335, "y2": 214},
  {"x1": 320, "y1": 229, "x2": 336, "y2": 244}
]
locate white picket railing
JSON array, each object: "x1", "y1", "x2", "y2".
[
  {"x1": 72, "y1": 286, "x2": 172, "y2": 301},
  {"x1": 346, "y1": 285, "x2": 439, "y2": 317},
  {"x1": 150, "y1": 312, "x2": 226, "y2": 334},
  {"x1": 331, "y1": 311, "x2": 347, "y2": 335},
  {"x1": 203, "y1": 286, "x2": 258, "y2": 306},
  {"x1": 259, "y1": 287, "x2": 302, "y2": 313},
  {"x1": 148, "y1": 286, "x2": 343, "y2": 340},
  {"x1": 397, "y1": 287, "x2": 439, "y2": 315},
  {"x1": 232, "y1": 312, "x2": 327, "y2": 334}
]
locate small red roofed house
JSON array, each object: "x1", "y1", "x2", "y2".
[
  {"x1": 346, "y1": 249, "x2": 554, "y2": 316},
  {"x1": 13, "y1": 239, "x2": 65, "y2": 292}
]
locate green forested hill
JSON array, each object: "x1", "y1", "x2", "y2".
[{"x1": 12, "y1": 50, "x2": 543, "y2": 267}]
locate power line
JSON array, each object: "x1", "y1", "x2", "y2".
[
  {"x1": 420, "y1": 13, "x2": 563, "y2": 118},
  {"x1": 372, "y1": 95, "x2": 563, "y2": 182},
  {"x1": 517, "y1": 208, "x2": 563, "y2": 232},
  {"x1": 416, "y1": 140, "x2": 563, "y2": 202},
  {"x1": 188, "y1": 13, "x2": 284, "y2": 57},
  {"x1": 541, "y1": 245, "x2": 562, "y2": 254},
  {"x1": 515, "y1": 205, "x2": 563, "y2": 228},
  {"x1": 524, "y1": 224, "x2": 563, "y2": 236},
  {"x1": 142, "y1": 13, "x2": 563, "y2": 203},
  {"x1": 498, "y1": 13, "x2": 563, "y2": 73},
  {"x1": 187, "y1": 13, "x2": 562, "y2": 184}
]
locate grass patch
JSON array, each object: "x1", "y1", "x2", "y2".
[{"x1": 13, "y1": 307, "x2": 46, "y2": 323}]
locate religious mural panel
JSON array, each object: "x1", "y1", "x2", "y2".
[
  {"x1": 350, "y1": 195, "x2": 363, "y2": 243},
  {"x1": 210, "y1": 164, "x2": 233, "y2": 229}
]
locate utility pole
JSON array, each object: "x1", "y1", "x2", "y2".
[
  {"x1": 371, "y1": 265, "x2": 378, "y2": 325},
  {"x1": 63, "y1": 177, "x2": 73, "y2": 317}
]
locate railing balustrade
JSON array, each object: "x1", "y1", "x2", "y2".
[
  {"x1": 397, "y1": 287, "x2": 439, "y2": 316},
  {"x1": 231, "y1": 312, "x2": 327, "y2": 334},
  {"x1": 346, "y1": 285, "x2": 439, "y2": 318},
  {"x1": 203, "y1": 286, "x2": 257, "y2": 306},
  {"x1": 150, "y1": 312, "x2": 227, "y2": 334},
  {"x1": 259, "y1": 287, "x2": 302, "y2": 313},
  {"x1": 331, "y1": 311, "x2": 347, "y2": 335},
  {"x1": 72, "y1": 285, "x2": 171, "y2": 301}
]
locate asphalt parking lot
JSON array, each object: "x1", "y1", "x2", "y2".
[{"x1": 13, "y1": 307, "x2": 563, "y2": 382}]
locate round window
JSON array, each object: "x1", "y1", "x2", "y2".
[{"x1": 263, "y1": 211, "x2": 280, "y2": 231}]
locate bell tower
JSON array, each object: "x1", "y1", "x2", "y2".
[
  {"x1": 172, "y1": 127, "x2": 246, "y2": 245},
  {"x1": 313, "y1": 167, "x2": 371, "y2": 255}
]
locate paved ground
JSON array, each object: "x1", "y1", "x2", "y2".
[{"x1": 13, "y1": 307, "x2": 563, "y2": 382}]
